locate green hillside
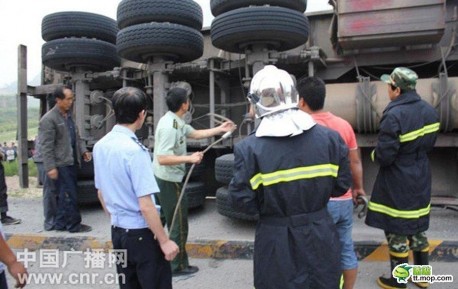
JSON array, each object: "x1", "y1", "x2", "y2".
[{"x1": 0, "y1": 94, "x2": 41, "y2": 143}]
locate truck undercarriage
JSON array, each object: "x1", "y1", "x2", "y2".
[{"x1": 16, "y1": 0, "x2": 458, "y2": 214}]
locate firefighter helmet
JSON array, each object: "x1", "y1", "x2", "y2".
[{"x1": 248, "y1": 65, "x2": 298, "y2": 117}]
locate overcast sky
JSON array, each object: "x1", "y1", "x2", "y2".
[{"x1": 0, "y1": 0, "x2": 331, "y2": 88}]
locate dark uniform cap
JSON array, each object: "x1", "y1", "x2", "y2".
[{"x1": 381, "y1": 67, "x2": 418, "y2": 90}]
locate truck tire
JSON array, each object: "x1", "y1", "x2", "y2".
[
  {"x1": 117, "y1": 23, "x2": 204, "y2": 63},
  {"x1": 77, "y1": 180, "x2": 98, "y2": 205},
  {"x1": 210, "y1": 0, "x2": 307, "y2": 16},
  {"x1": 215, "y1": 153, "x2": 234, "y2": 185},
  {"x1": 186, "y1": 182, "x2": 206, "y2": 209},
  {"x1": 42, "y1": 38, "x2": 120, "y2": 72},
  {"x1": 76, "y1": 159, "x2": 94, "y2": 180},
  {"x1": 185, "y1": 160, "x2": 206, "y2": 181},
  {"x1": 216, "y1": 186, "x2": 259, "y2": 221},
  {"x1": 117, "y1": 0, "x2": 203, "y2": 30},
  {"x1": 42, "y1": 11, "x2": 118, "y2": 44},
  {"x1": 211, "y1": 6, "x2": 310, "y2": 53}
]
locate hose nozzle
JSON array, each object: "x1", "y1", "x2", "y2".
[{"x1": 222, "y1": 130, "x2": 233, "y2": 139}]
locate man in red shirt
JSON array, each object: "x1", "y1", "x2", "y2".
[{"x1": 297, "y1": 76, "x2": 365, "y2": 289}]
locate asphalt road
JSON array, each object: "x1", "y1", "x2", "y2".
[
  {"x1": 4, "y1": 197, "x2": 458, "y2": 242},
  {"x1": 3, "y1": 196, "x2": 458, "y2": 288}
]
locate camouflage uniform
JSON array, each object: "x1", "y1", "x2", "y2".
[{"x1": 386, "y1": 232, "x2": 428, "y2": 254}]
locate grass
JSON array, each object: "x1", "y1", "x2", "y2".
[
  {"x1": 3, "y1": 159, "x2": 38, "y2": 177},
  {"x1": 0, "y1": 128, "x2": 39, "y2": 144},
  {"x1": 0, "y1": 93, "x2": 40, "y2": 144}
]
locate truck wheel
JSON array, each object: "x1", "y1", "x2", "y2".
[
  {"x1": 77, "y1": 180, "x2": 98, "y2": 205},
  {"x1": 42, "y1": 38, "x2": 120, "y2": 72},
  {"x1": 117, "y1": 0, "x2": 203, "y2": 30},
  {"x1": 42, "y1": 12, "x2": 118, "y2": 44},
  {"x1": 211, "y1": 6, "x2": 310, "y2": 53},
  {"x1": 216, "y1": 186, "x2": 259, "y2": 221},
  {"x1": 185, "y1": 160, "x2": 206, "y2": 181},
  {"x1": 76, "y1": 159, "x2": 94, "y2": 180},
  {"x1": 215, "y1": 153, "x2": 234, "y2": 185},
  {"x1": 186, "y1": 182, "x2": 206, "y2": 209},
  {"x1": 210, "y1": 0, "x2": 307, "y2": 16},
  {"x1": 117, "y1": 23, "x2": 204, "y2": 63}
]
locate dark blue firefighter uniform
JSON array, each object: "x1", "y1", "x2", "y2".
[
  {"x1": 229, "y1": 125, "x2": 352, "y2": 289},
  {"x1": 366, "y1": 90, "x2": 439, "y2": 235}
]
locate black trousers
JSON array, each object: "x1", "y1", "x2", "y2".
[
  {"x1": 111, "y1": 226, "x2": 172, "y2": 289},
  {"x1": 0, "y1": 271, "x2": 7, "y2": 289},
  {"x1": 54, "y1": 165, "x2": 81, "y2": 232},
  {"x1": 0, "y1": 162, "x2": 8, "y2": 213}
]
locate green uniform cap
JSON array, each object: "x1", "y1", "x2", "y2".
[{"x1": 381, "y1": 67, "x2": 418, "y2": 90}]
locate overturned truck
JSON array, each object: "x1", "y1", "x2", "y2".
[{"x1": 17, "y1": 0, "x2": 458, "y2": 218}]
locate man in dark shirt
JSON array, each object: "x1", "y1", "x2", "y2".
[{"x1": 39, "y1": 85, "x2": 92, "y2": 233}]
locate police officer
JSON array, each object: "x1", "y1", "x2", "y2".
[
  {"x1": 94, "y1": 87, "x2": 179, "y2": 289},
  {"x1": 229, "y1": 65, "x2": 352, "y2": 289},
  {"x1": 365, "y1": 67, "x2": 439, "y2": 289}
]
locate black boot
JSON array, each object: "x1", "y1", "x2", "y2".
[
  {"x1": 377, "y1": 251, "x2": 408, "y2": 289},
  {"x1": 412, "y1": 249, "x2": 430, "y2": 288}
]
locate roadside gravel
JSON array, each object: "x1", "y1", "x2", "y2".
[{"x1": 5, "y1": 176, "x2": 42, "y2": 198}]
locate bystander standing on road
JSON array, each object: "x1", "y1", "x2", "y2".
[
  {"x1": 0, "y1": 144, "x2": 6, "y2": 160},
  {"x1": 366, "y1": 67, "x2": 440, "y2": 289},
  {"x1": 39, "y1": 84, "x2": 92, "y2": 233},
  {"x1": 4, "y1": 144, "x2": 15, "y2": 163},
  {"x1": 0, "y1": 149, "x2": 21, "y2": 226},
  {"x1": 229, "y1": 65, "x2": 352, "y2": 289},
  {"x1": 297, "y1": 76, "x2": 365, "y2": 289},
  {"x1": 153, "y1": 86, "x2": 234, "y2": 276},
  {"x1": 94, "y1": 87, "x2": 179, "y2": 289}
]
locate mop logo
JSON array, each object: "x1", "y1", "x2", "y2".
[
  {"x1": 392, "y1": 263, "x2": 454, "y2": 284},
  {"x1": 392, "y1": 263, "x2": 412, "y2": 283}
]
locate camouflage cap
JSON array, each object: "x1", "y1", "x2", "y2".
[{"x1": 381, "y1": 67, "x2": 418, "y2": 90}]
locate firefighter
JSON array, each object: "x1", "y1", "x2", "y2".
[
  {"x1": 365, "y1": 67, "x2": 439, "y2": 289},
  {"x1": 228, "y1": 65, "x2": 352, "y2": 289}
]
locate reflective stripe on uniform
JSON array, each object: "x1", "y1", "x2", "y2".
[
  {"x1": 249, "y1": 164, "x2": 339, "y2": 190},
  {"x1": 370, "y1": 149, "x2": 375, "y2": 162},
  {"x1": 368, "y1": 202, "x2": 430, "y2": 219},
  {"x1": 399, "y1": 122, "x2": 440, "y2": 143}
]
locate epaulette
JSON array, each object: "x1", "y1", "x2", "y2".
[
  {"x1": 131, "y1": 137, "x2": 148, "y2": 151},
  {"x1": 173, "y1": 119, "x2": 178, "y2": 129}
]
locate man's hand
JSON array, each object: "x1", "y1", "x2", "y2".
[
  {"x1": 352, "y1": 188, "x2": 366, "y2": 205},
  {"x1": 159, "y1": 239, "x2": 179, "y2": 261},
  {"x1": 82, "y1": 151, "x2": 92, "y2": 162},
  {"x1": 8, "y1": 261, "x2": 28, "y2": 288},
  {"x1": 47, "y1": 169, "x2": 58, "y2": 180},
  {"x1": 218, "y1": 121, "x2": 236, "y2": 133},
  {"x1": 188, "y1": 152, "x2": 203, "y2": 164}
]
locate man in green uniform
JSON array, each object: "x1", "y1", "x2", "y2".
[{"x1": 153, "y1": 87, "x2": 234, "y2": 275}]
